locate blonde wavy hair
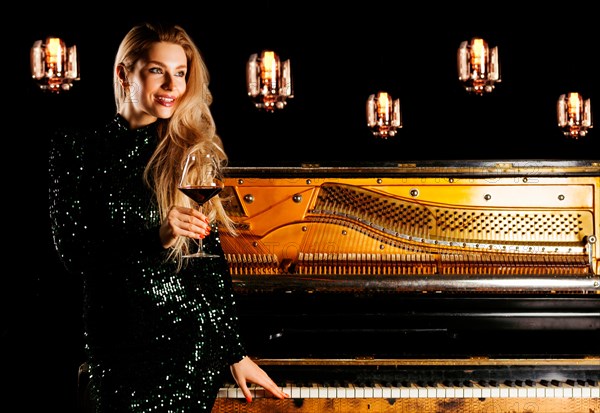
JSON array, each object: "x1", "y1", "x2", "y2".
[{"x1": 113, "y1": 22, "x2": 236, "y2": 267}]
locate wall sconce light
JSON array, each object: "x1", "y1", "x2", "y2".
[
  {"x1": 557, "y1": 92, "x2": 593, "y2": 138},
  {"x1": 246, "y1": 50, "x2": 293, "y2": 111},
  {"x1": 31, "y1": 37, "x2": 79, "y2": 92},
  {"x1": 457, "y1": 37, "x2": 500, "y2": 95},
  {"x1": 366, "y1": 91, "x2": 402, "y2": 138}
]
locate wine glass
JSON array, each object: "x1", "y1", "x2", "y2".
[{"x1": 178, "y1": 152, "x2": 224, "y2": 258}]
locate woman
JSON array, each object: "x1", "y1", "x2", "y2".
[{"x1": 49, "y1": 22, "x2": 288, "y2": 412}]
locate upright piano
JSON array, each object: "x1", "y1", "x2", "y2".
[{"x1": 212, "y1": 160, "x2": 600, "y2": 413}]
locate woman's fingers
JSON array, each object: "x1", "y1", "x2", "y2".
[{"x1": 168, "y1": 206, "x2": 211, "y2": 238}]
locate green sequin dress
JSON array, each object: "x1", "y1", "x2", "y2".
[{"x1": 49, "y1": 115, "x2": 246, "y2": 412}]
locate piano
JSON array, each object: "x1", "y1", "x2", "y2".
[{"x1": 212, "y1": 160, "x2": 600, "y2": 413}]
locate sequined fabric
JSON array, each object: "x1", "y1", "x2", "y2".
[{"x1": 49, "y1": 114, "x2": 246, "y2": 412}]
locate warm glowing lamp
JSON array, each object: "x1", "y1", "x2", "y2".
[
  {"x1": 366, "y1": 91, "x2": 402, "y2": 138},
  {"x1": 31, "y1": 37, "x2": 79, "y2": 92},
  {"x1": 557, "y1": 92, "x2": 593, "y2": 138},
  {"x1": 247, "y1": 50, "x2": 293, "y2": 111},
  {"x1": 457, "y1": 37, "x2": 500, "y2": 95}
]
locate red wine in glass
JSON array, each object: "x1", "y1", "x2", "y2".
[
  {"x1": 178, "y1": 152, "x2": 224, "y2": 258},
  {"x1": 178, "y1": 185, "x2": 223, "y2": 205}
]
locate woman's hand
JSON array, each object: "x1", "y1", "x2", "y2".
[
  {"x1": 230, "y1": 356, "x2": 290, "y2": 403},
  {"x1": 159, "y1": 205, "x2": 211, "y2": 249}
]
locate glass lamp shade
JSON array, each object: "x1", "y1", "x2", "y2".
[
  {"x1": 366, "y1": 91, "x2": 402, "y2": 138},
  {"x1": 557, "y1": 92, "x2": 593, "y2": 138},
  {"x1": 457, "y1": 37, "x2": 500, "y2": 95},
  {"x1": 247, "y1": 50, "x2": 293, "y2": 111},
  {"x1": 31, "y1": 37, "x2": 79, "y2": 92}
]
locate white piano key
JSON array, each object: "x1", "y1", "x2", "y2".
[
  {"x1": 336, "y1": 383, "x2": 347, "y2": 398},
  {"x1": 471, "y1": 381, "x2": 491, "y2": 399},
  {"x1": 538, "y1": 380, "x2": 553, "y2": 398},
  {"x1": 441, "y1": 382, "x2": 455, "y2": 398},
  {"x1": 553, "y1": 382, "x2": 564, "y2": 398},
  {"x1": 434, "y1": 382, "x2": 446, "y2": 398},
  {"x1": 419, "y1": 384, "x2": 429, "y2": 398},
  {"x1": 290, "y1": 386, "x2": 301, "y2": 399},
  {"x1": 346, "y1": 383, "x2": 356, "y2": 398},
  {"x1": 354, "y1": 385, "x2": 365, "y2": 398},
  {"x1": 236, "y1": 386, "x2": 246, "y2": 398},
  {"x1": 590, "y1": 385, "x2": 599, "y2": 398},
  {"x1": 317, "y1": 384, "x2": 328, "y2": 398},
  {"x1": 408, "y1": 383, "x2": 420, "y2": 398},
  {"x1": 309, "y1": 383, "x2": 319, "y2": 398},
  {"x1": 426, "y1": 383, "x2": 437, "y2": 398},
  {"x1": 563, "y1": 382, "x2": 574, "y2": 398},
  {"x1": 534, "y1": 382, "x2": 546, "y2": 398},
  {"x1": 363, "y1": 385, "x2": 374, "y2": 398},
  {"x1": 515, "y1": 382, "x2": 527, "y2": 398},
  {"x1": 300, "y1": 384, "x2": 310, "y2": 398},
  {"x1": 498, "y1": 383, "x2": 510, "y2": 398},
  {"x1": 218, "y1": 384, "x2": 230, "y2": 398},
  {"x1": 327, "y1": 385, "x2": 337, "y2": 398},
  {"x1": 486, "y1": 382, "x2": 500, "y2": 398},
  {"x1": 389, "y1": 385, "x2": 400, "y2": 398},
  {"x1": 224, "y1": 383, "x2": 237, "y2": 398},
  {"x1": 281, "y1": 384, "x2": 293, "y2": 398},
  {"x1": 454, "y1": 384, "x2": 464, "y2": 398},
  {"x1": 373, "y1": 383, "x2": 383, "y2": 398},
  {"x1": 381, "y1": 384, "x2": 392, "y2": 399},
  {"x1": 503, "y1": 382, "x2": 518, "y2": 398},
  {"x1": 463, "y1": 383, "x2": 474, "y2": 398},
  {"x1": 581, "y1": 385, "x2": 591, "y2": 398},
  {"x1": 400, "y1": 385, "x2": 411, "y2": 398},
  {"x1": 525, "y1": 381, "x2": 536, "y2": 398}
]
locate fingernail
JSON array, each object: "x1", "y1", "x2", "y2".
[{"x1": 245, "y1": 396, "x2": 252, "y2": 403}]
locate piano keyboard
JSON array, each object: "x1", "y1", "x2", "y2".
[{"x1": 218, "y1": 379, "x2": 600, "y2": 399}]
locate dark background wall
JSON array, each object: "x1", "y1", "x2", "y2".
[{"x1": 7, "y1": 3, "x2": 598, "y2": 412}]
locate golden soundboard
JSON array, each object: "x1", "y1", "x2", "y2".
[{"x1": 213, "y1": 160, "x2": 600, "y2": 413}]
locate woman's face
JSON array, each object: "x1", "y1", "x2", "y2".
[{"x1": 123, "y1": 41, "x2": 188, "y2": 128}]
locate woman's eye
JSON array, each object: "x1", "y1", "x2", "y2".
[
  {"x1": 176, "y1": 71, "x2": 186, "y2": 78},
  {"x1": 149, "y1": 67, "x2": 163, "y2": 74}
]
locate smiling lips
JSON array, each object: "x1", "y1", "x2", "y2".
[{"x1": 156, "y1": 95, "x2": 176, "y2": 107}]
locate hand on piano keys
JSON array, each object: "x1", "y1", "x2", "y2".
[{"x1": 218, "y1": 378, "x2": 600, "y2": 399}]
